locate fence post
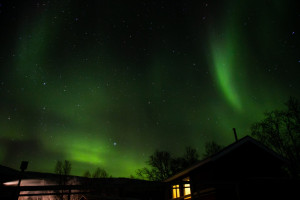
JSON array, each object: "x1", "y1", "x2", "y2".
[{"x1": 68, "y1": 188, "x2": 71, "y2": 200}]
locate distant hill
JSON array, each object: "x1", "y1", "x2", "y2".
[
  {"x1": 0, "y1": 164, "x2": 165, "y2": 188},
  {"x1": 0, "y1": 164, "x2": 166, "y2": 200},
  {"x1": 0, "y1": 164, "x2": 77, "y2": 184},
  {"x1": 0, "y1": 165, "x2": 19, "y2": 183}
]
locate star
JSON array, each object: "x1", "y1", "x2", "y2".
[{"x1": 0, "y1": 0, "x2": 298, "y2": 179}]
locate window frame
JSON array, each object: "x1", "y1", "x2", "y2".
[{"x1": 172, "y1": 184, "x2": 180, "y2": 199}]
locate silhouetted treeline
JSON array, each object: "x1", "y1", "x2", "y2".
[
  {"x1": 83, "y1": 167, "x2": 109, "y2": 178},
  {"x1": 136, "y1": 143, "x2": 223, "y2": 181}
]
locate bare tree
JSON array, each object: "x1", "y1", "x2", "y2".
[
  {"x1": 170, "y1": 157, "x2": 186, "y2": 175},
  {"x1": 55, "y1": 160, "x2": 63, "y2": 175},
  {"x1": 136, "y1": 147, "x2": 200, "y2": 181},
  {"x1": 251, "y1": 97, "x2": 300, "y2": 177},
  {"x1": 55, "y1": 160, "x2": 72, "y2": 177},
  {"x1": 83, "y1": 170, "x2": 91, "y2": 178},
  {"x1": 54, "y1": 160, "x2": 72, "y2": 200},
  {"x1": 148, "y1": 151, "x2": 173, "y2": 180},
  {"x1": 63, "y1": 160, "x2": 72, "y2": 176},
  {"x1": 93, "y1": 167, "x2": 108, "y2": 178},
  {"x1": 136, "y1": 150, "x2": 173, "y2": 181},
  {"x1": 184, "y1": 146, "x2": 199, "y2": 166},
  {"x1": 136, "y1": 167, "x2": 158, "y2": 181},
  {"x1": 171, "y1": 146, "x2": 199, "y2": 174},
  {"x1": 203, "y1": 141, "x2": 223, "y2": 158}
]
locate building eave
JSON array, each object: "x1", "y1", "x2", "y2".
[{"x1": 165, "y1": 136, "x2": 286, "y2": 182}]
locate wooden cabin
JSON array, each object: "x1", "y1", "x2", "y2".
[{"x1": 165, "y1": 136, "x2": 298, "y2": 200}]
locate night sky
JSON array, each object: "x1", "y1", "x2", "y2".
[{"x1": 0, "y1": 0, "x2": 299, "y2": 177}]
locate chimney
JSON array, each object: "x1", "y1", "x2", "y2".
[{"x1": 233, "y1": 128, "x2": 238, "y2": 142}]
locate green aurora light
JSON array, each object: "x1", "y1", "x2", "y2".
[{"x1": 0, "y1": 0, "x2": 299, "y2": 177}]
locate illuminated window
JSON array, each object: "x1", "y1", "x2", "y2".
[
  {"x1": 172, "y1": 184, "x2": 180, "y2": 198},
  {"x1": 183, "y1": 177, "x2": 191, "y2": 198},
  {"x1": 184, "y1": 183, "x2": 191, "y2": 196}
]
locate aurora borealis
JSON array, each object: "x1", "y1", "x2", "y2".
[{"x1": 0, "y1": 0, "x2": 299, "y2": 177}]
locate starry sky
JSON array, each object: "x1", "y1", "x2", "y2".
[{"x1": 0, "y1": 0, "x2": 299, "y2": 177}]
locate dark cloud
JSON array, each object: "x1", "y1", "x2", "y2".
[{"x1": 0, "y1": 138, "x2": 64, "y2": 171}]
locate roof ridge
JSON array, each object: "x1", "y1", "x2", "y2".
[{"x1": 165, "y1": 135, "x2": 284, "y2": 182}]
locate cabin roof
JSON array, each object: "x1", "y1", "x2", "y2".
[{"x1": 164, "y1": 136, "x2": 286, "y2": 182}]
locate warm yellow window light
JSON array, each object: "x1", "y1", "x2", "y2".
[
  {"x1": 183, "y1": 177, "x2": 191, "y2": 197},
  {"x1": 184, "y1": 183, "x2": 191, "y2": 196},
  {"x1": 172, "y1": 185, "x2": 180, "y2": 198}
]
